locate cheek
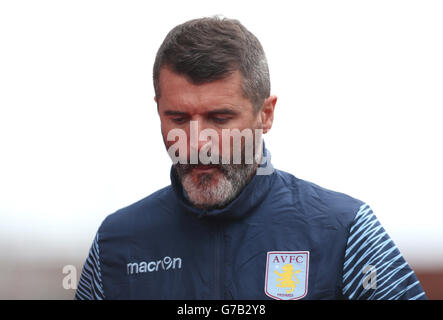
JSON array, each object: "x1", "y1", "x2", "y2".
[
  {"x1": 161, "y1": 121, "x2": 185, "y2": 143},
  {"x1": 160, "y1": 125, "x2": 171, "y2": 147}
]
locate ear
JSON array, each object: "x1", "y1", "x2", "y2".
[
  {"x1": 154, "y1": 96, "x2": 159, "y2": 112},
  {"x1": 260, "y1": 95, "x2": 277, "y2": 134}
]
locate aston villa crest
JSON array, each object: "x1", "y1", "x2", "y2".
[{"x1": 264, "y1": 251, "x2": 309, "y2": 300}]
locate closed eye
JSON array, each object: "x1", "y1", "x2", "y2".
[
  {"x1": 212, "y1": 117, "x2": 230, "y2": 124},
  {"x1": 208, "y1": 110, "x2": 237, "y2": 124},
  {"x1": 163, "y1": 111, "x2": 189, "y2": 124},
  {"x1": 172, "y1": 117, "x2": 187, "y2": 124}
]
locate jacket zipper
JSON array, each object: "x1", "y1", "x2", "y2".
[{"x1": 214, "y1": 225, "x2": 223, "y2": 299}]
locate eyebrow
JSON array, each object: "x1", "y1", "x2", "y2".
[
  {"x1": 163, "y1": 108, "x2": 239, "y2": 116},
  {"x1": 207, "y1": 108, "x2": 238, "y2": 116},
  {"x1": 163, "y1": 110, "x2": 188, "y2": 116}
]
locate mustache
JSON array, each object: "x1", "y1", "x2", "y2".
[
  {"x1": 174, "y1": 161, "x2": 226, "y2": 176},
  {"x1": 174, "y1": 157, "x2": 252, "y2": 176}
]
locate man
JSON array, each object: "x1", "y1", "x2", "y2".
[{"x1": 75, "y1": 16, "x2": 426, "y2": 300}]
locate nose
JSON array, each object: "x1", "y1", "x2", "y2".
[
  {"x1": 189, "y1": 119, "x2": 206, "y2": 152},
  {"x1": 188, "y1": 118, "x2": 219, "y2": 164}
]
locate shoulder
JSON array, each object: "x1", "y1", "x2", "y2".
[
  {"x1": 98, "y1": 185, "x2": 175, "y2": 236},
  {"x1": 274, "y1": 169, "x2": 365, "y2": 229}
]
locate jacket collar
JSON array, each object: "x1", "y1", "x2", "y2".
[{"x1": 170, "y1": 142, "x2": 276, "y2": 220}]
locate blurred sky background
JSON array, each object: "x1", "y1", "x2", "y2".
[{"x1": 0, "y1": 0, "x2": 442, "y2": 299}]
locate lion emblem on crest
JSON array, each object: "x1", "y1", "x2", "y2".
[{"x1": 274, "y1": 264, "x2": 301, "y2": 293}]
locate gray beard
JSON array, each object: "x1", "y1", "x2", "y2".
[{"x1": 174, "y1": 161, "x2": 258, "y2": 210}]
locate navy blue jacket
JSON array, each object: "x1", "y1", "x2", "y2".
[{"x1": 75, "y1": 147, "x2": 426, "y2": 300}]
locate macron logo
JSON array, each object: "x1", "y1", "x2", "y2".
[{"x1": 127, "y1": 256, "x2": 182, "y2": 275}]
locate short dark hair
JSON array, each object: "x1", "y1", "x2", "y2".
[{"x1": 153, "y1": 16, "x2": 270, "y2": 113}]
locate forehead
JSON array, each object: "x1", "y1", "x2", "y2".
[{"x1": 157, "y1": 67, "x2": 251, "y2": 113}]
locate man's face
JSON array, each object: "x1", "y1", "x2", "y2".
[{"x1": 156, "y1": 67, "x2": 265, "y2": 209}]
